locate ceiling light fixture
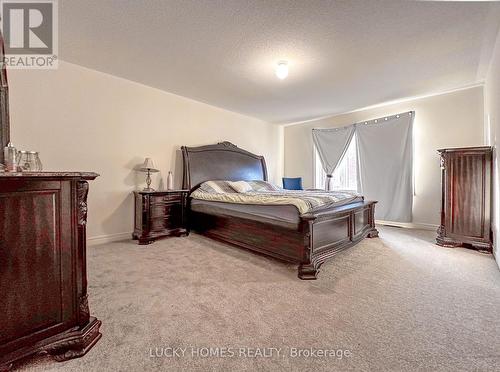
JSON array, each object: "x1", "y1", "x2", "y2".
[{"x1": 275, "y1": 61, "x2": 288, "y2": 80}]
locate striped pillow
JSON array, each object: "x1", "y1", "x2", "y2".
[
  {"x1": 198, "y1": 180, "x2": 236, "y2": 194},
  {"x1": 248, "y1": 180, "x2": 280, "y2": 192},
  {"x1": 227, "y1": 181, "x2": 253, "y2": 193},
  {"x1": 198, "y1": 180, "x2": 280, "y2": 194}
]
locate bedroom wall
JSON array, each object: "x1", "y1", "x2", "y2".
[
  {"x1": 284, "y1": 86, "x2": 485, "y2": 229},
  {"x1": 8, "y1": 61, "x2": 283, "y2": 244},
  {"x1": 485, "y1": 29, "x2": 500, "y2": 268}
]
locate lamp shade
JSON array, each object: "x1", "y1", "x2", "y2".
[{"x1": 140, "y1": 158, "x2": 159, "y2": 172}]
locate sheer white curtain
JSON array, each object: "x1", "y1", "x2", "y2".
[
  {"x1": 312, "y1": 126, "x2": 355, "y2": 190},
  {"x1": 356, "y1": 112, "x2": 414, "y2": 222}
]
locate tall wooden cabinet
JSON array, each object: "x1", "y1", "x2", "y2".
[
  {"x1": 0, "y1": 172, "x2": 101, "y2": 371},
  {"x1": 436, "y1": 147, "x2": 493, "y2": 252}
]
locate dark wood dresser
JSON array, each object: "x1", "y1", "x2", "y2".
[
  {"x1": 436, "y1": 147, "x2": 493, "y2": 252},
  {"x1": 133, "y1": 190, "x2": 188, "y2": 244},
  {"x1": 0, "y1": 172, "x2": 101, "y2": 371}
]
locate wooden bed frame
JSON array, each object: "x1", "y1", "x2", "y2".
[{"x1": 182, "y1": 142, "x2": 379, "y2": 279}]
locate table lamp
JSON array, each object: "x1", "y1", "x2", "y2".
[{"x1": 140, "y1": 158, "x2": 159, "y2": 191}]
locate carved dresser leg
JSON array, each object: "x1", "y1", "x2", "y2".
[
  {"x1": 298, "y1": 263, "x2": 319, "y2": 280},
  {"x1": 44, "y1": 318, "x2": 102, "y2": 362},
  {"x1": 471, "y1": 243, "x2": 493, "y2": 253},
  {"x1": 436, "y1": 236, "x2": 462, "y2": 248},
  {"x1": 436, "y1": 225, "x2": 462, "y2": 247}
]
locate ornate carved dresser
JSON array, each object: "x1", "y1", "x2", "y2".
[
  {"x1": 0, "y1": 172, "x2": 101, "y2": 371},
  {"x1": 436, "y1": 146, "x2": 493, "y2": 252}
]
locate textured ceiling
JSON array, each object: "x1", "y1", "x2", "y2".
[{"x1": 60, "y1": 0, "x2": 500, "y2": 123}]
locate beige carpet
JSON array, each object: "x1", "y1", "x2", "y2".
[{"x1": 18, "y1": 226, "x2": 500, "y2": 372}]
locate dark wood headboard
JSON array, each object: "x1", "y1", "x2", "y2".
[{"x1": 181, "y1": 142, "x2": 268, "y2": 191}]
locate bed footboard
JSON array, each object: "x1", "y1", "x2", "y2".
[
  {"x1": 190, "y1": 201, "x2": 378, "y2": 280},
  {"x1": 298, "y1": 201, "x2": 378, "y2": 279}
]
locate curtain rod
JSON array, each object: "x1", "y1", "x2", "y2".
[{"x1": 312, "y1": 110, "x2": 414, "y2": 132}]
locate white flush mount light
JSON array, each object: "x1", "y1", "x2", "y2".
[{"x1": 275, "y1": 61, "x2": 288, "y2": 80}]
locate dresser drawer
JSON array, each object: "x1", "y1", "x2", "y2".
[
  {"x1": 151, "y1": 202, "x2": 181, "y2": 218},
  {"x1": 151, "y1": 216, "x2": 176, "y2": 232},
  {"x1": 151, "y1": 193, "x2": 182, "y2": 204}
]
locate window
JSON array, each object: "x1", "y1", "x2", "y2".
[{"x1": 315, "y1": 134, "x2": 358, "y2": 191}]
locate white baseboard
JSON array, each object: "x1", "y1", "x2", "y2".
[
  {"x1": 87, "y1": 232, "x2": 131, "y2": 246},
  {"x1": 86, "y1": 220, "x2": 439, "y2": 246},
  {"x1": 376, "y1": 220, "x2": 439, "y2": 231},
  {"x1": 86, "y1": 221, "x2": 439, "y2": 246}
]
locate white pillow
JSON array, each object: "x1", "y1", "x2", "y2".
[{"x1": 227, "y1": 181, "x2": 253, "y2": 193}]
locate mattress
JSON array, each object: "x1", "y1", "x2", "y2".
[
  {"x1": 190, "y1": 194, "x2": 365, "y2": 230},
  {"x1": 191, "y1": 199, "x2": 301, "y2": 229}
]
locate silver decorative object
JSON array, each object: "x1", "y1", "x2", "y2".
[
  {"x1": 4, "y1": 142, "x2": 16, "y2": 172},
  {"x1": 167, "y1": 171, "x2": 174, "y2": 190},
  {"x1": 17, "y1": 151, "x2": 43, "y2": 172}
]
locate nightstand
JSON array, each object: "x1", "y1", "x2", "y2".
[{"x1": 132, "y1": 190, "x2": 189, "y2": 245}]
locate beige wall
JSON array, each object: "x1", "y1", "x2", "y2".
[
  {"x1": 8, "y1": 61, "x2": 283, "y2": 243},
  {"x1": 485, "y1": 30, "x2": 500, "y2": 267},
  {"x1": 284, "y1": 86, "x2": 485, "y2": 228}
]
